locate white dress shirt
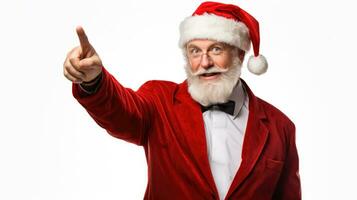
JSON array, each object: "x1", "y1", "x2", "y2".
[{"x1": 202, "y1": 79, "x2": 249, "y2": 200}]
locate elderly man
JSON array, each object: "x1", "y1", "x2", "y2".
[{"x1": 64, "y1": 2, "x2": 301, "y2": 200}]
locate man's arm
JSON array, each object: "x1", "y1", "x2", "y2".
[
  {"x1": 72, "y1": 66, "x2": 155, "y2": 145},
  {"x1": 64, "y1": 26, "x2": 155, "y2": 145},
  {"x1": 273, "y1": 122, "x2": 302, "y2": 200}
]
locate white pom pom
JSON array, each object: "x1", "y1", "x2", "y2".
[{"x1": 247, "y1": 54, "x2": 268, "y2": 75}]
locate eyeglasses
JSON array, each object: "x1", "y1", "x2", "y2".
[{"x1": 186, "y1": 44, "x2": 231, "y2": 60}]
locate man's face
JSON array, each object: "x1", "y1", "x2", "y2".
[
  {"x1": 186, "y1": 39, "x2": 235, "y2": 81},
  {"x1": 184, "y1": 39, "x2": 244, "y2": 106}
]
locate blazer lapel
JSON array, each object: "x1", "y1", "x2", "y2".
[
  {"x1": 174, "y1": 81, "x2": 219, "y2": 195},
  {"x1": 225, "y1": 79, "x2": 269, "y2": 199}
]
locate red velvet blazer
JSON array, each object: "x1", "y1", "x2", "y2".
[{"x1": 73, "y1": 67, "x2": 301, "y2": 200}]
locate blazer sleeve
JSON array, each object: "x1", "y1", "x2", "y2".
[
  {"x1": 72, "y1": 66, "x2": 156, "y2": 146},
  {"x1": 273, "y1": 121, "x2": 302, "y2": 200}
]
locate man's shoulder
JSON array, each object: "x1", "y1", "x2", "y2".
[
  {"x1": 138, "y1": 80, "x2": 185, "y2": 100},
  {"x1": 139, "y1": 80, "x2": 180, "y2": 91},
  {"x1": 256, "y1": 97, "x2": 295, "y2": 128}
]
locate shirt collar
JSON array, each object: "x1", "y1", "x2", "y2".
[{"x1": 228, "y1": 79, "x2": 247, "y2": 118}]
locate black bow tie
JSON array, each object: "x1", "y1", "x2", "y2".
[{"x1": 201, "y1": 100, "x2": 235, "y2": 115}]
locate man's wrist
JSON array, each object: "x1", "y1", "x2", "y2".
[
  {"x1": 79, "y1": 72, "x2": 103, "y2": 94},
  {"x1": 81, "y1": 72, "x2": 102, "y2": 86}
]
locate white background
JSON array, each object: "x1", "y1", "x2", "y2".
[{"x1": 0, "y1": 0, "x2": 356, "y2": 199}]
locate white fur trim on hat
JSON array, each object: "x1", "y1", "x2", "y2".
[
  {"x1": 179, "y1": 13, "x2": 251, "y2": 51},
  {"x1": 247, "y1": 54, "x2": 268, "y2": 75}
]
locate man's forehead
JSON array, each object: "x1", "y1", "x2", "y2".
[{"x1": 186, "y1": 39, "x2": 230, "y2": 48}]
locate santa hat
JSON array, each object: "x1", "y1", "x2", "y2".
[{"x1": 179, "y1": 1, "x2": 268, "y2": 75}]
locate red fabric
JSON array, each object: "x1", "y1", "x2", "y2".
[
  {"x1": 72, "y1": 67, "x2": 301, "y2": 200},
  {"x1": 193, "y1": 1, "x2": 261, "y2": 56}
]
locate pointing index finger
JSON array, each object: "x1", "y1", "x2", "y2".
[{"x1": 76, "y1": 26, "x2": 91, "y2": 54}]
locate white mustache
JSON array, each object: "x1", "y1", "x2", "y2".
[{"x1": 192, "y1": 66, "x2": 229, "y2": 76}]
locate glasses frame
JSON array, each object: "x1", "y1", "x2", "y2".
[{"x1": 186, "y1": 42, "x2": 233, "y2": 61}]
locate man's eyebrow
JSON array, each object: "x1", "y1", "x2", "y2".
[
  {"x1": 211, "y1": 42, "x2": 228, "y2": 47},
  {"x1": 187, "y1": 44, "x2": 199, "y2": 49}
]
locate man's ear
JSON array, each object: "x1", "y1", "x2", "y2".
[{"x1": 238, "y1": 49, "x2": 245, "y2": 62}]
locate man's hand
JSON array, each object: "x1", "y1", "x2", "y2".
[{"x1": 63, "y1": 26, "x2": 103, "y2": 84}]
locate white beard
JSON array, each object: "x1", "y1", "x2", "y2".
[{"x1": 185, "y1": 57, "x2": 242, "y2": 106}]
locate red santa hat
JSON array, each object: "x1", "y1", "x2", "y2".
[{"x1": 179, "y1": 1, "x2": 268, "y2": 75}]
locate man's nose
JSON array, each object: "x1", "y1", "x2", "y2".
[{"x1": 200, "y1": 53, "x2": 214, "y2": 69}]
